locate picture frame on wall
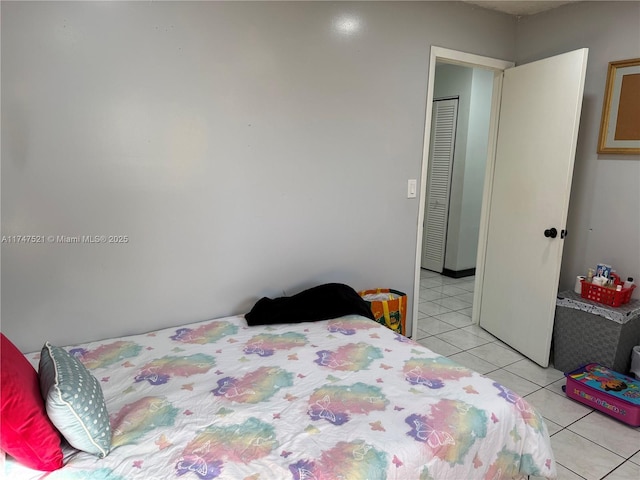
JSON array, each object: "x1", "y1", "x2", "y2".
[{"x1": 597, "y1": 58, "x2": 640, "y2": 155}]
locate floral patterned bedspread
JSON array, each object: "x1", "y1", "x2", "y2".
[{"x1": 7, "y1": 315, "x2": 556, "y2": 479}]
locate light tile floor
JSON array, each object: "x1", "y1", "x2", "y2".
[{"x1": 416, "y1": 269, "x2": 640, "y2": 480}]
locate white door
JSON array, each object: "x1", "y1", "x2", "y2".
[
  {"x1": 422, "y1": 98, "x2": 458, "y2": 272},
  {"x1": 479, "y1": 49, "x2": 588, "y2": 367}
]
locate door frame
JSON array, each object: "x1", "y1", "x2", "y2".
[{"x1": 411, "y1": 47, "x2": 514, "y2": 340}]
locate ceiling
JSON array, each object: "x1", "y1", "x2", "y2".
[{"x1": 463, "y1": 1, "x2": 581, "y2": 16}]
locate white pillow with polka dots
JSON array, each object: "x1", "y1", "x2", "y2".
[{"x1": 39, "y1": 342, "x2": 111, "y2": 458}]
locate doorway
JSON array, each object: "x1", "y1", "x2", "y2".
[
  {"x1": 412, "y1": 47, "x2": 587, "y2": 368},
  {"x1": 421, "y1": 62, "x2": 495, "y2": 277},
  {"x1": 411, "y1": 48, "x2": 514, "y2": 340}
]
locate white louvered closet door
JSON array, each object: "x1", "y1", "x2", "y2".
[{"x1": 422, "y1": 98, "x2": 458, "y2": 272}]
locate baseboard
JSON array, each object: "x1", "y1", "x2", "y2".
[{"x1": 442, "y1": 268, "x2": 475, "y2": 279}]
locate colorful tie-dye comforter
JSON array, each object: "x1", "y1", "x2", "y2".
[{"x1": 6, "y1": 315, "x2": 556, "y2": 479}]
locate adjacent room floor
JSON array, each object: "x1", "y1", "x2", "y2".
[{"x1": 417, "y1": 269, "x2": 640, "y2": 480}]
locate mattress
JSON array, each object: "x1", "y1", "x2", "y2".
[{"x1": 5, "y1": 314, "x2": 556, "y2": 479}]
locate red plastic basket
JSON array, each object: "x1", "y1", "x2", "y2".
[{"x1": 580, "y1": 278, "x2": 636, "y2": 307}]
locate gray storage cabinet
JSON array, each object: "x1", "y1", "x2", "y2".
[{"x1": 553, "y1": 291, "x2": 640, "y2": 374}]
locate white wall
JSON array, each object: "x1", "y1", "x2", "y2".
[
  {"x1": 1, "y1": 1, "x2": 516, "y2": 352},
  {"x1": 458, "y1": 67, "x2": 493, "y2": 271},
  {"x1": 515, "y1": 1, "x2": 640, "y2": 297}
]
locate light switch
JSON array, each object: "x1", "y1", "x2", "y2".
[{"x1": 407, "y1": 179, "x2": 417, "y2": 198}]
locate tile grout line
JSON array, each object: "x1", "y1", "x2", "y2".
[
  {"x1": 558, "y1": 421, "x2": 635, "y2": 462},
  {"x1": 554, "y1": 463, "x2": 588, "y2": 479}
]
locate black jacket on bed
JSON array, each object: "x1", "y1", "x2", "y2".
[{"x1": 244, "y1": 283, "x2": 375, "y2": 326}]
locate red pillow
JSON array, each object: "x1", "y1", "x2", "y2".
[{"x1": 1, "y1": 333, "x2": 63, "y2": 471}]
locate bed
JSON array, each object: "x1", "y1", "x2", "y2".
[{"x1": 4, "y1": 313, "x2": 556, "y2": 479}]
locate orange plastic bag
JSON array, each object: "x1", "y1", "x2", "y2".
[{"x1": 359, "y1": 289, "x2": 407, "y2": 335}]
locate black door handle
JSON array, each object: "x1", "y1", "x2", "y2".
[{"x1": 544, "y1": 228, "x2": 558, "y2": 238}]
